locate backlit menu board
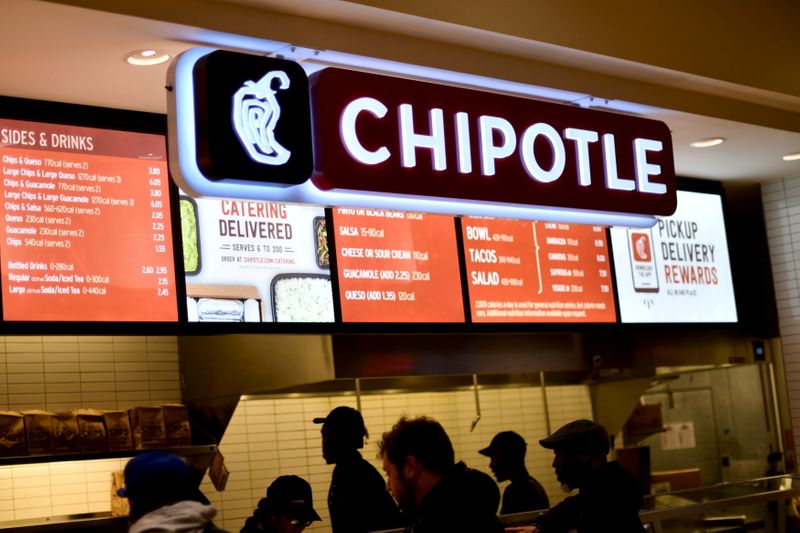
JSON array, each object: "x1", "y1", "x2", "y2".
[
  {"x1": 461, "y1": 218, "x2": 616, "y2": 322},
  {"x1": 0, "y1": 119, "x2": 178, "y2": 321},
  {"x1": 333, "y1": 208, "x2": 464, "y2": 322},
  {"x1": 180, "y1": 196, "x2": 333, "y2": 322},
  {"x1": 610, "y1": 190, "x2": 737, "y2": 323}
]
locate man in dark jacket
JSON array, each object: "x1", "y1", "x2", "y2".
[
  {"x1": 379, "y1": 415, "x2": 504, "y2": 533},
  {"x1": 314, "y1": 406, "x2": 401, "y2": 533},
  {"x1": 529, "y1": 419, "x2": 645, "y2": 533},
  {"x1": 480, "y1": 430, "x2": 550, "y2": 514}
]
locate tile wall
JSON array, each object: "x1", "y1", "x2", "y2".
[
  {"x1": 201, "y1": 384, "x2": 593, "y2": 532},
  {"x1": 763, "y1": 177, "x2": 800, "y2": 465},
  {"x1": 0, "y1": 335, "x2": 181, "y2": 523}
]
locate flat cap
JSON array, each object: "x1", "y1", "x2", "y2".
[{"x1": 539, "y1": 419, "x2": 610, "y2": 455}]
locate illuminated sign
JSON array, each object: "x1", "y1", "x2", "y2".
[
  {"x1": 189, "y1": 50, "x2": 312, "y2": 185},
  {"x1": 610, "y1": 190, "x2": 737, "y2": 323},
  {"x1": 311, "y1": 68, "x2": 675, "y2": 217},
  {"x1": 168, "y1": 48, "x2": 676, "y2": 226}
]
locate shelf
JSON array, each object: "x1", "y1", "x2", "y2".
[
  {"x1": 0, "y1": 444, "x2": 217, "y2": 467},
  {"x1": 0, "y1": 512, "x2": 127, "y2": 532}
]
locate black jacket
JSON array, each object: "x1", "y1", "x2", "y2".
[
  {"x1": 329, "y1": 451, "x2": 401, "y2": 533},
  {"x1": 501, "y1": 473, "x2": 550, "y2": 515},
  {"x1": 406, "y1": 462, "x2": 504, "y2": 533},
  {"x1": 531, "y1": 461, "x2": 645, "y2": 533}
]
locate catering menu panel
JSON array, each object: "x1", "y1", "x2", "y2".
[
  {"x1": 0, "y1": 118, "x2": 178, "y2": 321},
  {"x1": 180, "y1": 196, "x2": 333, "y2": 322},
  {"x1": 332, "y1": 208, "x2": 464, "y2": 322},
  {"x1": 461, "y1": 218, "x2": 616, "y2": 322},
  {"x1": 610, "y1": 190, "x2": 737, "y2": 323}
]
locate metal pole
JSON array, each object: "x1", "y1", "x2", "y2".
[
  {"x1": 540, "y1": 371, "x2": 551, "y2": 435},
  {"x1": 470, "y1": 374, "x2": 481, "y2": 432}
]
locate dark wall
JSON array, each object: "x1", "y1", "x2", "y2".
[{"x1": 723, "y1": 182, "x2": 779, "y2": 338}]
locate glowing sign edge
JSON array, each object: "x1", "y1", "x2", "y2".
[{"x1": 167, "y1": 47, "x2": 658, "y2": 228}]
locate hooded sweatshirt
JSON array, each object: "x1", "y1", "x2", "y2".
[{"x1": 129, "y1": 500, "x2": 225, "y2": 533}]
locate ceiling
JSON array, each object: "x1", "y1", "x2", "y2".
[{"x1": 3, "y1": 0, "x2": 799, "y2": 183}]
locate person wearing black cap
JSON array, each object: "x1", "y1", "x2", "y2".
[
  {"x1": 313, "y1": 405, "x2": 401, "y2": 533},
  {"x1": 528, "y1": 419, "x2": 645, "y2": 533},
  {"x1": 118, "y1": 451, "x2": 227, "y2": 533},
  {"x1": 480, "y1": 431, "x2": 550, "y2": 515},
  {"x1": 379, "y1": 415, "x2": 504, "y2": 533},
  {"x1": 240, "y1": 475, "x2": 321, "y2": 533}
]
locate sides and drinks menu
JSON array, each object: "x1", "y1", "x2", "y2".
[
  {"x1": 0, "y1": 119, "x2": 178, "y2": 321},
  {"x1": 332, "y1": 207, "x2": 464, "y2": 322},
  {"x1": 461, "y1": 218, "x2": 616, "y2": 322}
]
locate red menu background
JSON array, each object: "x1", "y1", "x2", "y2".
[
  {"x1": 461, "y1": 218, "x2": 616, "y2": 322},
  {"x1": 333, "y1": 208, "x2": 464, "y2": 322},
  {"x1": 0, "y1": 119, "x2": 178, "y2": 321}
]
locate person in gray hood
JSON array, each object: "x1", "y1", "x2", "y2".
[{"x1": 118, "y1": 451, "x2": 227, "y2": 533}]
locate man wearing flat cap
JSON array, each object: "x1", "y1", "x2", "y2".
[
  {"x1": 314, "y1": 406, "x2": 400, "y2": 533},
  {"x1": 479, "y1": 431, "x2": 549, "y2": 514},
  {"x1": 528, "y1": 419, "x2": 645, "y2": 533}
]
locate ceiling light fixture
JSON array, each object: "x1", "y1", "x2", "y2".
[
  {"x1": 124, "y1": 49, "x2": 171, "y2": 66},
  {"x1": 689, "y1": 137, "x2": 726, "y2": 148},
  {"x1": 783, "y1": 152, "x2": 800, "y2": 162}
]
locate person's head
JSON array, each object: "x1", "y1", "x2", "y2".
[
  {"x1": 118, "y1": 451, "x2": 194, "y2": 522},
  {"x1": 260, "y1": 476, "x2": 321, "y2": 533},
  {"x1": 313, "y1": 406, "x2": 367, "y2": 464},
  {"x1": 479, "y1": 430, "x2": 527, "y2": 482},
  {"x1": 539, "y1": 419, "x2": 610, "y2": 491},
  {"x1": 378, "y1": 416, "x2": 455, "y2": 510}
]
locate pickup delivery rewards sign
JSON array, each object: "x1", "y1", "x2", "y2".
[{"x1": 610, "y1": 190, "x2": 737, "y2": 323}]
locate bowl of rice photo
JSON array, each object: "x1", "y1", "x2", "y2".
[{"x1": 270, "y1": 273, "x2": 334, "y2": 322}]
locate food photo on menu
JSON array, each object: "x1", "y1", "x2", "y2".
[{"x1": 178, "y1": 194, "x2": 334, "y2": 323}]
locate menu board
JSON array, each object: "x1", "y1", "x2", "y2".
[
  {"x1": 461, "y1": 218, "x2": 616, "y2": 322},
  {"x1": 332, "y1": 208, "x2": 464, "y2": 322},
  {"x1": 180, "y1": 195, "x2": 333, "y2": 322},
  {"x1": 0, "y1": 118, "x2": 178, "y2": 321},
  {"x1": 610, "y1": 190, "x2": 737, "y2": 323}
]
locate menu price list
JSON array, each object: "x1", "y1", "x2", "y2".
[
  {"x1": 461, "y1": 218, "x2": 616, "y2": 323},
  {"x1": 0, "y1": 119, "x2": 178, "y2": 321},
  {"x1": 333, "y1": 207, "x2": 464, "y2": 322}
]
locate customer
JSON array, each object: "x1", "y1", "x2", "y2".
[
  {"x1": 313, "y1": 405, "x2": 401, "y2": 533},
  {"x1": 118, "y1": 451, "x2": 226, "y2": 533},
  {"x1": 240, "y1": 475, "x2": 321, "y2": 533},
  {"x1": 379, "y1": 415, "x2": 504, "y2": 533},
  {"x1": 480, "y1": 430, "x2": 550, "y2": 514},
  {"x1": 528, "y1": 419, "x2": 645, "y2": 533}
]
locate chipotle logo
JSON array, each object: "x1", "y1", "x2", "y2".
[
  {"x1": 310, "y1": 68, "x2": 676, "y2": 216},
  {"x1": 170, "y1": 48, "x2": 676, "y2": 222}
]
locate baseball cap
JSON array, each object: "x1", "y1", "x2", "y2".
[
  {"x1": 266, "y1": 475, "x2": 321, "y2": 523},
  {"x1": 538, "y1": 419, "x2": 610, "y2": 455},
  {"x1": 479, "y1": 431, "x2": 527, "y2": 458},
  {"x1": 117, "y1": 451, "x2": 190, "y2": 498},
  {"x1": 312, "y1": 406, "x2": 367, "y2": 438}
]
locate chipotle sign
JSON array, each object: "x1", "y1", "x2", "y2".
[
  {"x1": 169, "y1": 49, "x2": 676, "y2": 223},
  {"x1": 310, "y1": 68, "x2": 675, "y2": 216}
]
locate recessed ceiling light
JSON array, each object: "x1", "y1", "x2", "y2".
[
  {"x1": 783, "y1": 152, "x2": 800, "y2": 162},
  {"x1": 689, "y1": 137, "x2": 726, "y2": 148},
  {"x1": 124, "y1": 49, "x2": 171, "y2": 66}
]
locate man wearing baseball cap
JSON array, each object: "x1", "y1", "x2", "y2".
[
  {"x1": 240, "y1": 475, "x2": 321, "y2": 533},
  {"x1": 479, "y1": 431, "x2": 549, "y2": 514},
  {"x1": 118, "y1": 451, "x2": 226, "y2": 533},
  {"x1": 528, "y1": 419, "x2": 645, "y2": 533},
  {"x1": 313, "y1": 406, "x2": 400, "y2": 533}
]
